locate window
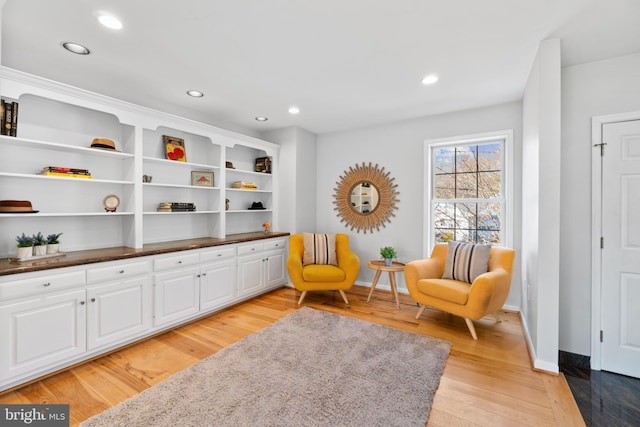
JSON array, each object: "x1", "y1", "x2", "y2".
[{"x1": 425, "y1": 131, "x2": 512, "y2": 252}]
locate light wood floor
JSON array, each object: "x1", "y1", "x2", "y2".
[{"x1": 0, "y1": 285, "x2": 585, "y2": 426}]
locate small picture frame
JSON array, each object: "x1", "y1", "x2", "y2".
[
  {"x1": 191, "y1": 171, "x2": 214, "y2": 187},
  {"x1": 163, "y1": 135, "x2": 186, "y2": 162}
]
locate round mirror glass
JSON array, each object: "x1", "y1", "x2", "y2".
[{"x1": 349, "y1": 182, "x2": 379, "y2": 214}]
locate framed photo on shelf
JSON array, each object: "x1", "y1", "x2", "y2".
[
  {"x1": 191, "y1": 171, "x2": 214, "y2": 187},
  {"x1": 163, "y1": 135, "x2": 186, "y2": 162}
]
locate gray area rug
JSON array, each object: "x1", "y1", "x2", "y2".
[{"x1": 81, "y1": 307, "x2": 451, "y2": 427}]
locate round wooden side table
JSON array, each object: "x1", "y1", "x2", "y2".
[{"x1": 366, "y1": 260, "x2": 405, "y2": 309}]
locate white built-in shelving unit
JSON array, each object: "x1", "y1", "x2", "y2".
[{"x1": 0, "y1": 67, "x2": 279, "y2": 257}]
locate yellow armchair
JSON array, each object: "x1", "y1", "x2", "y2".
[
  {"x1": 287, "y1": 233, "x2": 360, "y2": 304},
  {"x1": 405, "y1": 243, "x2": 515, "y2": 339}
]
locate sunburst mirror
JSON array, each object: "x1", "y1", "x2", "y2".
[{"x1": 333, "y1": 162, "x2": 400, "y2": 234}]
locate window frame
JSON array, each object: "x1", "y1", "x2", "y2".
[{"x1": 424, "y1": 130, "x2": 513, "y2": 256}]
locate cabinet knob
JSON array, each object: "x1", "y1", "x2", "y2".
[
  {"x1": 43, "y1": 282, "x2": 51, "y2": 287},
  {"x1": 119, "y1": 270, "x2": 125, "y2": 274},
  {"x1": 80, "y1": 301, "x2": 85, "y2": 305},
  {"x1": 275, "y1": 244, "x2": 279, "y2": 247},
  {"x1": 91, "y1": 298, "x2": 96, "y2": 303},
  {"x1": 202, "y1": 273, "x2": 207, "y2": 276},
  {"x1": 178, "y1": 260, "x2": 183, "y2": 264},
  {"x1": 217, "y1": 254, "x2": 222, "y2": 257},
  {"x1": 197, "y1": 274, "x2": 201, "y2": 278}
]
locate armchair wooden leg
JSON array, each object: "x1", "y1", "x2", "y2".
[
  {"x1": 338, "y1": 290, "x2": 349, "y2": 304},
  {"x1": 297, "y1": 291, "x2": 307, "y2": 305},
  {"x1": 415, "y1": 304, "x2": 427, "y2": 319},
  {"x1": 464, "y1": 318, "x2": 478, "y2": 340},
  {"x1": 492, "y1": 311, "x2": 502, "y2": 323}
]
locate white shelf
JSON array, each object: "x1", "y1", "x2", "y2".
[
  {"x1": 0, "y1": 172, "x2": 134, "y2": 185},
  {"x1": 0, "y1": 135, "x2": 134, "y2": 159},
  {"x1": 143, "y1": 210, "x2": 220, "y2": 215},
  {"x1": 143, "y1": 156, "x2": 219, "y2": 170},
  {"x1": 226, "y1": 168, "x2": 272, "y2": 178},
  {"x1": 226, "y1": 188, "x2": 271, "y2": 194},
  {"x1": 226, "y1": 209, "x2": 272, "y2": 213},
  {"x1": 144, "y1": 183, "x2": 219, "y2": 190},
  {"x1": 0, "y1": 212, "x2": 134, "y2": 218}
]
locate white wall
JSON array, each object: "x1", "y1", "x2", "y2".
[
  {"x1": 521, "y1": 39, "x2": 562, "y2": 373},
  {"x1": 316, "y1": 101, "x2": 523, "y2": 307},
  {"x1": 262, "y1": 126, "x2": 317, "y2": 234},
  {"x1": 560, "y1": 52, "x2": 640, "y2": 356}
]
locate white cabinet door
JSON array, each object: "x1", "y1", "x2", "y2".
[
  {"x1": 200, "y1": 259, "x2": 236, "y2": 311},
  {"x1": 153, "y1": 267, "x2": 200, "y2": 327},
  {"x1": 86, "y1": 276, "x2": 152, "y2": 350},
  {"x1": 0, "y1": 289, "x2": 86, "y2": 381},
  {"x1": 237, "y1": 254, "x2": 264, "y2": 297},
  {"x1": 264, "y1": 249, "x2": 286, "y2": 289}
]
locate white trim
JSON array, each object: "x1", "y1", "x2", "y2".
[
  {"x1": 519, "y1": 311, "x2": 559, "y2": 374},
  {"x1": 423, "y1": 130, "x2": 514, "y2": 257},
  {"x1": 590, "y1": 110, "x2": 640, "y2": 371}
]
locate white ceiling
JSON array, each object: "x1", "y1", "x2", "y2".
[{"x1": 2, "y1": 0, "x2": 640, "y2": 136}]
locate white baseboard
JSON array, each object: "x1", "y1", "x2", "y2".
[{"x1": 519, "y1": 311, "x2": 559, "y2": 374}]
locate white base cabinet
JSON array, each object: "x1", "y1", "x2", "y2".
[
  {"x1": 0, "y1": 236, "x2": 288, "y2": 392},
  {"x1": 0, "y1": 288, "x2": 87, "y2": 382},
  {"x1": 237, "y1": 238, "x2": 287, "y2": 298}
]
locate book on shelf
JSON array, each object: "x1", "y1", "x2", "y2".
[
  {"x1": 1, "y1": 99, "x2": 19, "y2": 137},
  {"x1": 40, "y1": 166, "x2": 92, "y2": 178},
  {"x1": 232, "y1": 181, "x2": 257, "y2": 190},
  {"x1": 255, "y1": 156, "x2": 272, "y2": 173},
  {"x1": 41, "y1": 171, "x2": 93, "y2": 178},
  {"x1": 157, "y1": 202, "x2": 196, "y2": 212}
]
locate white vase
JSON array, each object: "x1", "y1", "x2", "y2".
[
  {"x1": 34, "y1": 245, "x2": 47, "y2": 256},
  {"x1": 17, "y1": 247, "x2": 32, "y2": 259},
  {"x1": 384, "y1": 258, "x2": 393, "y2": 266},
  {"x1": 47, "y1": 243, "x2": 59, "y2": 254}
]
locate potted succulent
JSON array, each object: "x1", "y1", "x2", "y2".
[
  {"x1": 46, "y1": 232, "x2": 63, "y2": 254},
  {"x1": 16, "y1": 233, "x2": 34, "y2": 259},
  {"x1": 32, "y1": 232, "x2": 47, "y2": 256},
  {"x1": 380, "y1": 246, "x2": 398, "y2": 266}
]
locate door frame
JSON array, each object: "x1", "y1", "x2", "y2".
[{"x1": 591, "y1": 110, "x2": 640, "y2": 371}]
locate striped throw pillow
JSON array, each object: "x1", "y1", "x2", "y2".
[
  {"x1": 441, "y1": 241, "x2": 491, "y2": 283},
  {"x1": 303, "y1": 233, "x2": 338, "y2": 266}
]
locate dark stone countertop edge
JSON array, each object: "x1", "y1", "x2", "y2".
[{"x1": 0, "y1": 232, "x2": 290, "y2": 276}]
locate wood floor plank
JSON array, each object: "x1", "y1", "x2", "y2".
[{"x1": 0, "y1": 285, "x2": 584, "y2": 427}]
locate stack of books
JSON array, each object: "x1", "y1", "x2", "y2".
[
  {"x1": 40, "y1": 166, "x2": 92, "y2": 178},
  {"x1": 232, "y1": 181, "x2": 257, "y2": 190},
  {"x1": 1, "y1": 99, "x2": 19, "y2": 137},
  {"x1": 255, "y1": 156, "x2": 272, "y2": 173},
  {"x1": 157, "y1": 202, "x2": 196, "y2": 212}
]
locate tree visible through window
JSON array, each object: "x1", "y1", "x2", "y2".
[{"x1": 432, "y1": 141, "x2": 503, "y2": 244}]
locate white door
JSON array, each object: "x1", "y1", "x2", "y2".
[
  {"x1": 153, "y1": 267, "x2": 200, "y2": 327},
  {"x1": 86, "y1": 277, "x2": 152, "y2": 350},
  {"x1": 237, "y1": 254, "x2": 264, "y2": 297},
  {"x1": 264, "y1": 249, "x2": 286, "y2": 288},
  {"x1": 601, "y1": 119, "x2": 640, "y2": 378},
  {"x1": 200, "y1": 259, "x2": 236, "y2": 311}
]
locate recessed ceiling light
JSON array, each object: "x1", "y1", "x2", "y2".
[
  {"x1": 62, "y1": 42, "x2": 91, "y2": 55},
  {"x1": 186, "y1": 90, "x2": 204, "y2": 98},
  {"x1": 255, "y1": 116, "x2": 268, "y2": 122},
  {"x1": 421, "y1": 74, "x2": 439, "y2": 85},
  {"x1": 288, "y1": 106, "x2": 300, "y2": 114},
  {"x1": 98, "y1": 14, "x2": 123, "y2": 30}
]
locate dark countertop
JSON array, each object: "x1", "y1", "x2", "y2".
[{"x1": 0, "y1": 232, "x2": 290, "y2": 276}]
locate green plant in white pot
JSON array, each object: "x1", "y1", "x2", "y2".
[
  {"x1": 380, "y1": 246, "x2": 398, "y2": 266},
  {"x1": 46, "y1": 232, "x2": 63, "y2": 254},
  {"x1": 32, "y1": 232, "x2": 47, "y2": 256},
  {"x1": 16, "y1": 233, "x2": 33, "y2": 259}
]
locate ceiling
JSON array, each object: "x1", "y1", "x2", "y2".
[{"x1": 2, "y1": 0, "x2": 640, "y2": 136}]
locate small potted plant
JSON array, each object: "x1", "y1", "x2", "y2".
[
  {"x1": 380, "y1": 246, "x2": 398, "y2": 266},
  {"x1": 16, "y1": 233, "x2": 34, "y2": 259},
  {"x1": 32, "y1": 232, "x2": 47, "y2": 256},
  {"x1": 46, "y1": 232, "x2": 63, "y2": 254},
  {"x1": 262, "y1": 222, "x2": 271, "y2": 234}
]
